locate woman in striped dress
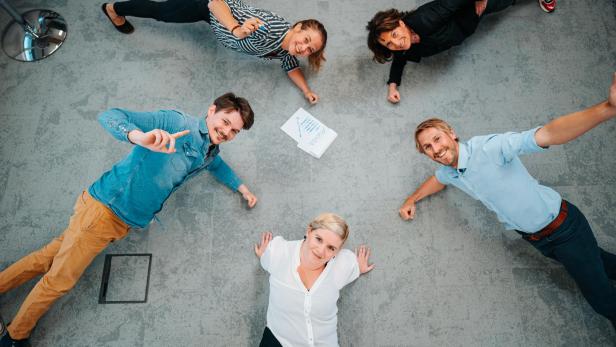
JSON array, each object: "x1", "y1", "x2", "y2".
[{"x1": 102, "y1": 0, "x2": 326, "y2": 104}]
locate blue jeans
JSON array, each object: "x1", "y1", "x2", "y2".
[{"x1": 524, "y1": 201, "x2": 616, "y2": 329}]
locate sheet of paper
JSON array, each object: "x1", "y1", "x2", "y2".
[
  {"x1": 280, "y1": 108, "x2": 323, "y2": 142},
  {"x1": 280, "y1": 108, "x2": 337, "y2": 159}
]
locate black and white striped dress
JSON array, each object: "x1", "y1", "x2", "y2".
[{"x1": 209, "y1": 0, "x2": 300, "y2": 72}]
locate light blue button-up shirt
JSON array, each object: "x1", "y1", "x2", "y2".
[
  {"x1": 89, "y1": 108, "x2": 243, "y2": 228},
  {"x1": 434, "y1": 127, "x2": 561, "y2": 233}
]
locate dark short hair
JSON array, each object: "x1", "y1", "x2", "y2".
[
  {"x1": 366, "y1": 9, "x2": 407, "y2": 64},
  {"x1": 213, "y1": 92, "x2": 254, "y2": 130},
  {"x1": 292, "y1": 19, "x2": 328, "y2": 71}
]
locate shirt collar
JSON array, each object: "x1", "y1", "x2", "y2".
[
  {"x1": 199, "y1": 117, "x2": 209, "y2": 137},
  {"x1": 199, "y1": 117, "x2": 217, "y2": 155},
  {"x1": 456, "y1": 142, "x2": 470, "y2": 174}
]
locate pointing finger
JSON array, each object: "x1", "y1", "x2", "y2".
[{"x1": 172, "y1": 130, "x2": 190, "y2": 139}]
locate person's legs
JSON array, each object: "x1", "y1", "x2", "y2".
[
  {"x1": 600, "y1": 248, "x2": 616, "y2": 280},
  {"x1": 0, "y1": 237, "x2": 63, "y2": 294},
  {"x1": 259, "y1": 327, "x2": 283, "y2": 347},
  {"x1": 0, "y1": 194, "x2": 90, "y2": 293},
  {"x1": 113, "y1": 0, "x2": 210, "y2": 23},
  {"x1": 6, "y1": 192, "x2": 129, "y2": 340},
  {"x1": 531, "y1": 202, "x2": 616, "y2": 328}
]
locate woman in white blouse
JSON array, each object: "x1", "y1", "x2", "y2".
[{"x1": 254, "y1": 213, "x2": 375, "y2": 347}]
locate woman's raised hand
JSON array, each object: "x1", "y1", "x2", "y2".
[
  {"x1": 355, "y1": 245, "x2": 375, "y2": 274},
  {"x1": 254, "y1": 231, "x2": 273, "y2": 258},
  {"x1": 234, "y1": 17, "x2": 264, "y2": 39}
]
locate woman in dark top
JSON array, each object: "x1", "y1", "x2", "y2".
[
  {"x1": 366, "y1": 0, "x2": 553, "y2": 104},
  {"x1": 102, "y1": 0, "x2": 326, "y2": 104}
]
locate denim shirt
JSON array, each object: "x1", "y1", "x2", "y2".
[
  {"x1": 435, "y1": 127, "x2": 561, "y2": 232},
  {"x1": 89, "y1": 108, "x2": 243, "y2": 228}
]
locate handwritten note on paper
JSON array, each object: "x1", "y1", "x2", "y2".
[{"x1": 280, "y1": 108, "x2": 337, "y2": 159}]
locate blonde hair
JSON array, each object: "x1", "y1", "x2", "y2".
[
  {"x1": 414, "y1": 118, "x2": 456, "y2": 153},
  {"x1": 308, "y1": 213, "x2": 349, "y2": 243}
]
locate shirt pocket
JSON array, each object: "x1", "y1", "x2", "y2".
[
  {"x1": 76, "y1": 191, "x2": 105, "y2": 231},
  {"x1": 171, "y1": 142, "x2": 200, "y2": 172}
]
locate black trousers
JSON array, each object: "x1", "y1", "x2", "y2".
[
  {"x1": 259, "y1": 327, "x2": 282, "y2": 347},
  {"x1": 521, "y1": 201, "x2": 616, "y2": 330},
  {"x1": 113, "y1": 0, "x2": 211, "y2": 23},
  {"x1": 484, "y1": 0, "x2": 515, "y2": 15}
]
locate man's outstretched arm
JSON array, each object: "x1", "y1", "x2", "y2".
[
  {"x1": 99, "y1": 108, "x2": 190, "y2": 153},
  {"x1": 535, "y1": 73, "x2": 616, "y2": 148},
  {"x1": 207, "y1": 156, "x2": 258, "y2": 208},
  {"x1": 399, "y1": 175, "x2": 446, "y2": 220}
]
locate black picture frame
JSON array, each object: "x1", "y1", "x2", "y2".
[{"x1": 98, "y1": 253, "x2": 152, "y2": 304}]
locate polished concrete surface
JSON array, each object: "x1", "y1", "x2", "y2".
[{"x1": 1, "y1": 0, "x2": 615, "y2": 345}]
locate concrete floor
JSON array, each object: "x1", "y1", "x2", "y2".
[{"x1": 1, "y1": 0, "x2": 616, "y2": 345}]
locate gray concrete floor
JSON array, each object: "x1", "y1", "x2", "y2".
[{"x1": 1, "y1": 0, "x2": 616, "y2": 345}]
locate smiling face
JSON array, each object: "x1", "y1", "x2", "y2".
[
  {"x1": 286, "y1": 26, "x2": 324, "y2": 57},
  {"x1": 416, "y1": 127, "x2": 460, "y2": 167},
  {"x1": 378, "y1": 20, "x2": 415, "y2": 51},
  {"x1": 205, "y1": 105, "x2": 244, "y2": 145},
  {"x1": 301, "y1": 227, "x2": 344, "y2": 269}
]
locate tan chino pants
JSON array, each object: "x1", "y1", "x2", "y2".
[{"x1": 0, "y1": 191, "x2": 129, "y2": 339}]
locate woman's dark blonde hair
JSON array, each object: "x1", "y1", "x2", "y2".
[
  {"x1": 308, "y1": 213, "x2": 349, "y2": 243},
  {"x1": 293, "y1": 19, "x2": 328, "y2": 71},
  {"x1": 366, "y1": 9, "x2": 408, "y2": 64}
]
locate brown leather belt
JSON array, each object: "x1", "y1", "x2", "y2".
[{"x1": 523, "y1": 200, "x2": 568, "y2": 241}]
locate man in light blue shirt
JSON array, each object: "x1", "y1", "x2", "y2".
[
  {"x1": 399, "y1": 73, "x2": 616, "y2": 331},
  {"x1": 0, "y1": 93, "x2": 258, "y2": 346}
]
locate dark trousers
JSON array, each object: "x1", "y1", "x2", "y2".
[
  {"x1": 484, "y1": 0, "x2": 515, "y2": 15},
  {"x1": 113, "y1": 0, "x2": 211, "y2": 23},
  {"x1": 259, "y1": 327, "x2": 282, "y2": 347},
  {"x1": 523, "y1": 201, "x2": 616, "y2": 329}
]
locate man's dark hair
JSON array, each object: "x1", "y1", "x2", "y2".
[
  {"x1": 366, "y1": 9, "x2": 407, "y2": 64},
  {"x1": 213, "y1": 93, "x2": 254, "y2": 130}
]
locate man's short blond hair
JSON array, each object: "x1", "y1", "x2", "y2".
[
  {"x1": 414, "y1": 118, "x2": 456, "y2": 153},
  {"x1": 308, "y1": 213, "x2": 350, "y2": 243}
]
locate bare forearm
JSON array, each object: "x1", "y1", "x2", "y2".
[
  {"x1": 535, "y1": 101, "x2": 616, "y2": 147},
  {"x1": 127, "y1": 129, "x2": 144, "y2": 144},
  {"x1": 406, "y1": 176, "x2": 446, "y2": 204},
  {"x1": 287, "y1": 68, "x2": 311, "y2": 94},
  {"x1": 208, "y1": 0, "x2": 238, "y2": 31},
  {"x1": 237, "y1": 184, "x2": 249, "y2": 194}
]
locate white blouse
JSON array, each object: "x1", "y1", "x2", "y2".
[{"x1": 260, "y1": 236, "x2": 360, "y2": 347}]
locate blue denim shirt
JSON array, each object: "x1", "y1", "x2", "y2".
[
  {"x1": 89, "y1": 108, "x2": 243, "y2": 228},
  {"x1": 435, "y1": 127, "x2": 561, "y2": 232}
]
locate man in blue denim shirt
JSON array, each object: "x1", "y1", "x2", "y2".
[
  {"x1": 0, "y1": 93, "x2": 258, "y2": 346},
  {"x1": 399, "y1": 74, "x2": 616, "y2": 331}
]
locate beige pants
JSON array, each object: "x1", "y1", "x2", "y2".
[{"x1": 0, "y1": 191, "x2": 129, "y2": 339}]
